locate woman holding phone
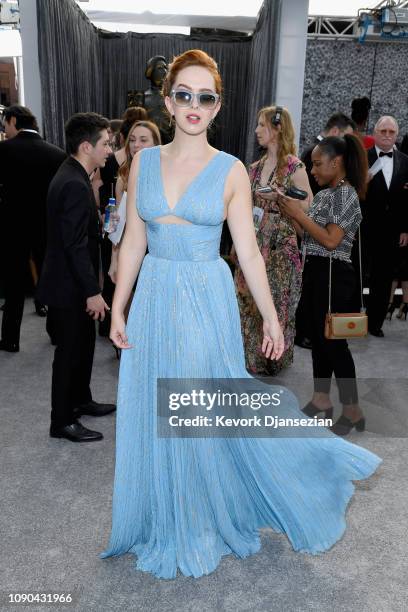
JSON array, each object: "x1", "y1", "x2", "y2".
[
  {"x1": 278, "y1": 134, "x2": 368, "y2": 435},
  {"x1": 234, "y1": 106, "x2": 312, "y2": 375}
]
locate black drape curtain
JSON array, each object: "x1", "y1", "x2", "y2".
[
  {"x1": 98, "y1": 34, "x2": 252, "y2": 159},
  {"x1": 37, "y1": 0, "x2": 103, "y2": 149},
  {"x1": 244, "y1": 0, "x2": 282, "y2": 164},
  {"x1": 37, "y1": 0, "x2": 281, "y2": 163}
]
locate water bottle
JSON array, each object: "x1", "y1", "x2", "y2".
[{"x1": 103, "y1": 197, "x2": 116, "y2": 234}]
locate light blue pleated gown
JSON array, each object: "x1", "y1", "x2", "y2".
[{"x1": 100, "y1": 146, "x2": 381, "y2": 579}]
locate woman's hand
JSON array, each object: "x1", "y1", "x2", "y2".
[
  {"x1": 256, "y1": 189, "x2": 278, "y2": 202},
  {"x1": 262, "y1": 318, "x2": 284, "y2": 361},
  {"x1": 277, "y1": 190, "x2": 303, "y2": 220},
  {"x1": 110, "y1": 312, "x2": 132, "y2": 349}
]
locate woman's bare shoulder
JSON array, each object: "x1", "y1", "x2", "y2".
[{"x1": 249, "y1": 159, "x2": 261, "y2": 170}]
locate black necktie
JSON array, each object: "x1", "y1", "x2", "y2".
[{"x1": 379, "y1": 151, "x2": 393, "y2": 158}]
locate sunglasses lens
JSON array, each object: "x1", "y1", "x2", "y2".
[
  {"x1": 174, "y1": 91, "x2": 192, "y2": 106},
  {"x1": 199, "y1": 93, "x2": 217, "y2": 109}
]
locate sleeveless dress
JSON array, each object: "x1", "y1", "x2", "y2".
[
  {"x1": 100, "y1": 146, "x2": 381, "y2": 579},
  {"x1": 234, "y1": 155, "x2": 303, "y2": 375}
]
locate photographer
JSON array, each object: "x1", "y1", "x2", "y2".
[{"x1": 278, "y1": 134, "x2": 368, "y2": 436}]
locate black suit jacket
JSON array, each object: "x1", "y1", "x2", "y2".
[
  {"x1": 37, "y1": 157, "x2": 101, "y2": 308},
  {"x1": 363, "y1": 147, "x2": 408, "y2": 241},
  {"x1": 0, "y1": 131, "x2": 66, "y2": 244}
]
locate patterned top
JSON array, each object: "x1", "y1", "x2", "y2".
[{"x1": 303, "y1": 183, "x2": 362, "y2": 262}]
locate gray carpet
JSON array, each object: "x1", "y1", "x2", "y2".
[{"x1": 1, "y1": 301, "x2": 407, "y2": 612}]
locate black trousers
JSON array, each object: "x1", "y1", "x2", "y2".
[
  {"x1": 48, "y1": 306, "x2": 95, "y2": 427},
  {"x1": 1, "y1": 238, "x2": 45, "y2": 345},
  {"x1": 366, "y1": 238, "x2": 396, "y2": 330},
  {"x1": 300, "y1": 255, "x2": 358, "y2": 404}
]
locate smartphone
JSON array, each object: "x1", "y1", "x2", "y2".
[
  {"x1": 285, "y1": 186, "x2": 308, "y2": 200},
  {"x1": 257, "y1": 186, "x2": 273, "y2": 194}
]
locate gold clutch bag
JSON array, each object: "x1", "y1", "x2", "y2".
[
  {"x1": 324, "y1": 228, "x2": 368, "y2": 340},
  {"x1": 325, "y1": 312, "x2": 368, "y2": 340}
]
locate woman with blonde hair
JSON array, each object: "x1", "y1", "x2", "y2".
[
  {"x1": 234, "y1": 105, "x2": 312, "y2": 374},
  {"x1": 116, "y1": 120, "x2": 161, "y2": 201}
]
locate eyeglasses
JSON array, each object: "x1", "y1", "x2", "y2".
[{"x1": 170, "y1": 89, "x2": 220, "y2": 110}]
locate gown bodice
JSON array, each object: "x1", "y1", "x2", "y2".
[{"x1": 136, "y1": 146, "x2": 238, "y2": 262}]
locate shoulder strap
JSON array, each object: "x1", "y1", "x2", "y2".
[{"x1": 328, "y1": 226, "x2": 365, "y2": 313}]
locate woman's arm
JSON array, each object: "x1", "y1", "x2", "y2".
[
  {"x1": 226, "y1": 162, "x2": 284, "y2": 360},
  {"x1": 91, "y1": 168, "x2": 103, "y2": 208},
  {"x1": 115, "y1": 175, "x2": 125, "y2": 203},
  {"x1": 290, "y1": 165, "x2": 313, "y2": 212},
  {"x1": 108, "y1": 245, "x2": 119, "y2": 284},
  {"x1": 278, "y1": 192, "x2": 344, "y2": 250},
  {"x1": 110, "y1": 153, "x2": 147, "y2": 348}
]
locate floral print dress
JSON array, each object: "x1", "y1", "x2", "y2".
[{"x1": 234, "y1": 154, "x2": 303, "y2": 375}]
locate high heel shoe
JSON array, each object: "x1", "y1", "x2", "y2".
[
  {"x1": 385, "y1": 302, "x2": 396, "y2": 321},
  {"x1": 330, "y1": 414, "x2": 365, "y2": 436},
  {"x1": 302, "y1": 402, "x2": 333, "y2": 420},
  {"x1": 396, "y1": 302, "x2": 408, "y2": 321}
]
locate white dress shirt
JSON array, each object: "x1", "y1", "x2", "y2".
[{"x1": 375, "y1": 145, "x2": 393, "y2": 189}]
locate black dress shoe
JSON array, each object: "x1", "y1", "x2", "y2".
[
  {"x1": 50, "y1": 420, "x2": 103, "y2": 442},
  {"x1": 294, "y1": 336, "x2": 313, "y2": 350},
  {"x1": 73, "y1": 400, "x2": 116, "y2": 418},
  {"x1": 34, "y1": 301, "x2": 48, "y2": 317},
  {"x1": 369, "y1": 328, "x2": 384, "y2": 337},
  {"x1": 0, "y1": 340, "x2": 19, "y2": 352}
]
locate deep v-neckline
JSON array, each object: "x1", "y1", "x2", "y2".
[{"x1": 158, "y1": 147, "x2": 221, "y2": 212}]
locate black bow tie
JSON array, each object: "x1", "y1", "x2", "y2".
[{"x1": 379, "y1": 151, "x2": 393, "y2": 158}]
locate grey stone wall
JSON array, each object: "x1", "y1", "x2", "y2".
[{"x1": 300, "y1": 39, "x2": 408, "y2": 152}]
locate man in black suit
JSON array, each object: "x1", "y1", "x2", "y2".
[
  {"x1": 37, "y1": 113, "x2": 116, "y2": 442},
  {"x1": 363, "y1": 115, "x2": 408, "y2": 337},
  {"x1": 0, "y1": 105, "x2": 66, "y2": 352}
]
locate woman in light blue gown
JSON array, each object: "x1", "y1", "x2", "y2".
[{"x1": 100, "y1": 50, "x2": 381, "y2": 579}]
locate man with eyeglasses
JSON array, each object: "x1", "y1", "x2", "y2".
[
  {"x1": 363, "y1": 115, "x2": 408, "y2": 336},
  {"x1": 0, "y1": 105, "x2": 66, "y2": 352}
]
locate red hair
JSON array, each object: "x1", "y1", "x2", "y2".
[{"x1": 162, "y1": 49, "x2": 223, "y2": 100}]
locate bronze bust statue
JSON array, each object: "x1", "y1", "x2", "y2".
[{"x1": 144, "y1": 55, "x2": 172, "y2": 143}]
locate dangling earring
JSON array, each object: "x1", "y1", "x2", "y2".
[{"x1": 169, "y1": 115, "x2": 174, "y2": 127}]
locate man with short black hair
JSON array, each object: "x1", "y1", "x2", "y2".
[
  {"x1": 37, "y1": 112, "x2": 116, "y2": 443},
  {"x1": 0, "y1": 105, "x2": 66, "y2": 352}
]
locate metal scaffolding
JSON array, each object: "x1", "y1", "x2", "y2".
[{"x1": 308, "y1": 0, "x2": 408, "y2": 41}]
